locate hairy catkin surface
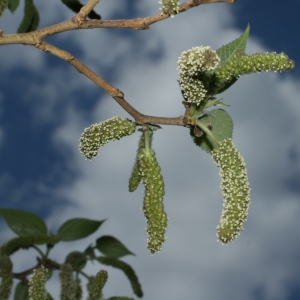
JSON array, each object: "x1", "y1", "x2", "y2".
[
  {"x1": 79, "y1": 117, "x2": 136, "y2": 160},
  {"x1": 211, "y1": 138, "x2": 250, "y2": 243},
  {"x1": 59, "y1": 264, "x2": 77, "y2": 300},
  {"x1": 28, "y1": 266, "x2": 48, "y2": 300},
  {"x1": 138, "y1": 149, "x2": 167, "y2": 254}
]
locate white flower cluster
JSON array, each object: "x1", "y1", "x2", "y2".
[
  {"x1": 28, "y1": 265, "x2": 48, "y2": 300},
  {"x1": 178, "y1": 46, "x2": 220, "y2": 105},
  {"x1": 79, "y1": 117, "x2": 136, "y2": 160},
  {"x1": 211, "y1": 138, "x2": 250, "y2": 244},
  {"x1": 159, "y1": 0, "x2": 180, "y2": 17}
]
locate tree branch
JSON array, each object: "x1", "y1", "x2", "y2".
[{"x1": 0, "y1": 0, "x2": 234, "y2": 127}]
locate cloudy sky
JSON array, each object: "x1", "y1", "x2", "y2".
[{"x1": 0, "y1": 0, "x2": 300, "y2": 299}]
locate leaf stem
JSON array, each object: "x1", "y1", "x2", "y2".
[{"x1": 196, "y1": 120, "x2": 219, "y2": 144}]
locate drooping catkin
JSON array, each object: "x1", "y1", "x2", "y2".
[
  {"x1": 28, "y1": 265, "x2": 48, "y2": 300},
  {"x1": 59, "y1": 264, "x2": 77, "y2": 300},
  {"x1": 138, "y1": 148, "x2": 167, "y2": 254},
  {"x1": 129, "y1": 130, "x2": 153, "y2": 192},
  {"x1": 211, "y1": 138, "x2": 250, "y2": 243}
]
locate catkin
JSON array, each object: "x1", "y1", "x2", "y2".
[
  {"x1": 138, "y1": 149, "x2": 167, "y2": 254},
  {"x1": 211, "y1": 138, "x2": 250, "y2": 243}
]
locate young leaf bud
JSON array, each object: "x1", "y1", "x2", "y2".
[
  {"x1": 138, "y1": 149, "x2": 167, "y2": 254},
  {"x1": 0, "y1": 255, "x2": 13, "y2": 300},
  {"x1": 211, "y1": 138, "x2": 251, "y2": 243},
  {"x1": 28, "y1": 265, "x2": 48, "y2": 300},
  {"x1": 159, "y1": 0, "x2": 180, "y2": 17},
  {"x1": 129, "y1": 130, "x2": 153, "y2": 192},
  {"x1": 59, "y1": 264, "x2": 77, "y2": 300},
  {"x1": 79, "y1": 117, "x2": 136, "y2": 160}
]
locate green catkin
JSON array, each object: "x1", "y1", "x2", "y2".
[
  {"x1": 129, "y1": 130, "x2": 154, "y2": 192},
  {"x1": 159, "y1": 0, "x2": 180, "y2": 17},
  {"x1": 28, "y1": 265, "x2": 48, "y2": 300},
  {"x1": 138, "y1": 148, "x2": 167, "y2": 254},
  {"x1": 0, "y1": 235, "x2": 60, "y2": 256},
  {"x1": 213, "y1": 52, "x2": 295, "y2": 92},
  {"x1": 211, "y1": 138, "x2": 251, "y2": 243},
  {"x1": 59, "y1": 264, "x2": 77, "y2": 300},
  {"x1": 0, "y1": 255, "x2": 13, "y2": 300},
  {"x1": 97, "y1": 257, "x2": 143, "y2": 298},
  {"x1": 90, "y1": 270, "x2": 108, "y2": 298},
  {"x1": 79, "y1": 117, "x2": 137, "y2": 160}
]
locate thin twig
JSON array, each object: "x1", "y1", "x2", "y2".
[{"x1": 0, "y1": 0, "x2": 235, "y2": 126}]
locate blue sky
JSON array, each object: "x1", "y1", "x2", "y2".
[{"x1": 0, "y1": 0, "x2": 300, "y2": 299}]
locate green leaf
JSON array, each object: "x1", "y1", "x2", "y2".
[
  {"x1": 96, "y1": 236, "x2": 135, "y2": 258},
  {"x1": 61, "y1": 0, "x2": 101, "y2": 19},
  {"x1": 17, "y1": 0, "x2": 39, "y2": 33},
  {"x1": 191, "y1": 109, "x2": 233, "y2": 153},
  {"x1": 98, "y1": 256, "x2": 143, "y2": 298},
  {"x1": 216, "y1": 24, "x2": 250, "y2": 66},
  {"x1": 58, "y1": 218, "x2": 105, "y2": 241},
  {"x1": 65, "y1": 251, "x2": 87, "y2": 271},
  {"x1": 8, "y1": 0, "x2": 19, "y2": 13},
  {"x1": 14, "y1": 282, "x2": 29, "y2": 300},
  {"x1": 0, "y1": 208, "x2": 47, "y2": 237},
  {"x1": 0, "y1": 0, "x2": 8, "y2": 17}
]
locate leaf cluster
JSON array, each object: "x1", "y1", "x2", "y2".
[{"x1": 0, "y1": 208, "x2": 142, "y2": 300}]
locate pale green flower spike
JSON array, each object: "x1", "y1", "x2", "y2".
[
  {"x1": 138, "y1": 148, "x2": 167, "y2": 254},
  {"x1": 129, "y1": 130, "x2": 154, "y2": 192},
  {"x1": 28, "y1": 265, "x2": 48, "y2": 300},
  {"x1": 59, "y1": 264, "x2": 77, "y2": 300},
  {"x1": 90, "y1": 270, "x2": 108, "y2": 298},
  {"x1": 214, "y1": 52, "x2": 295, "y2": 92},
  {"x1": 211, "y1": 138, "x2": 251, "y2": 244},
  {"x1": 159, "y1": 0, "x2": 180, "y2": 17},
  {"x1": 178, "y1": 46, "x2": 220, "y2": 105},
  {"x1": 0, "y1": 255, "x2": 13, "y2": 300},
  {"x1": 79, "y1": 117, "x2": 136, "y2": 160}
]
